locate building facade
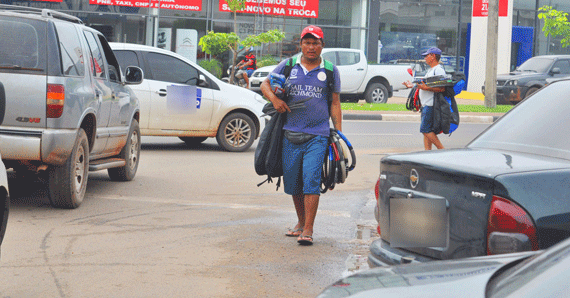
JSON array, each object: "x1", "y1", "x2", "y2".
[{"x1": 11, "y1": 0, "x2": 570, "y2": 85}]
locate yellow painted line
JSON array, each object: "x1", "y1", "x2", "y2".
[{"x1": 456, "y1": 91, "x2": 485, "y2": 101}]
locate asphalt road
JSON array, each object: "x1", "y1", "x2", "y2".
[{"x1": 0, "y1": 121, "x2": 490, "y2": 298}]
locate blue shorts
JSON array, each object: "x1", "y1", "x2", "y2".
[
  {"x1": 282, "y1": 135, "x2": 328, "y2": 195},
  {"x1": 246, "y1": 69, "x2": 255, "y2": 77},
  {"x1": 420, "y1": 105, "x2": 434, "y2": 133}
]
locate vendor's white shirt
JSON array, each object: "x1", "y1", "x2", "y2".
[{"x1": 419, "y1": 64, "x2": 446, "y2": 107}]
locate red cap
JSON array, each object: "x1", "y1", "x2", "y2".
[{"x1": 301, "y1": 25, "x2": 324, "y2": 39}]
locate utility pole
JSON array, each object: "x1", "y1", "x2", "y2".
[{"x1": 484, "y1": 0, "x2": 499, "y2": 108}]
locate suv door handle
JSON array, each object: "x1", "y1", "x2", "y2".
[
  {"x1": 157, "y1": 89, "x2": 167, "y2": 97},
  {"x1": 357, "y1": 68, "x2": 364, "y2": 71}
]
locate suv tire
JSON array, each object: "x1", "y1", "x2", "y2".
[
  {"x1": 216, "y1": 112, "x2": 256, "y2": 152},
  {"x1": 48, "y1": 129, "x2": 89, "y2": 209},
  {"x1": 109, "y1": 119, "x2": 141, "y2": 181}
]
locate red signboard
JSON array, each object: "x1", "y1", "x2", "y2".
[
  {"x1": 473, "y1": 0, "x2": 508, "y2": 17},
  {"x1": 89, "y1": 0, "x2": 201, "y2": 11},
  {"x1": 219, "y1": 0, "x2": 319, "y2": 19}
]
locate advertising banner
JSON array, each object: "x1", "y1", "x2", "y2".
[
  {"x1": 89, "y1": 0, "x2": 201, "y2": 11},
  {"x1": 157, "y1": 28, "x2": 172, "y2": 51},
  {"x1": 472, "y1": 0, "x2": 508, "y2": 17},
  {"x1": 219, "y1": 0, "x2": 319, "y2": 19},
  {"x1": 176, "y1": 29, "x2": 198, "y2": 63}
]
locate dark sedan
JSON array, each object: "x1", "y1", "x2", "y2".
[
  {"x1": 483, "y1": 55, "x2": 570, "y2": 105},
  {"x1": 369, "y1": 79, "x2": 570, "y2": 268},
  {"x1": 318, "y1": 236, "x2": 570, "y2": 297}
]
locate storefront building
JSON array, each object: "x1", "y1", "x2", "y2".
[{"x1": 11, "y1": 0, "x2": 570, "y2": 88}]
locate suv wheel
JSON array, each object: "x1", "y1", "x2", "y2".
[
  {"x1": 216, "y1": 113, "x2": 256, "y2": 152},
  {"x1": 48, "y1": 129, "x2": 89, "y2": 209},
  {"x1": 108, "y1": 119, "x2": 141, "y2": 181}
]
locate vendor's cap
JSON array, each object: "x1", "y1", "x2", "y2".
[
  {"x1": 301, "y1": 25, "x2": 324, "y2": 39},
  {"x1": 422, "y1": 47, "x2": 442, "y2": 56}
]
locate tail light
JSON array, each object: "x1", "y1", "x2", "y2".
[
  {"x1": 487, "y1": 196, "x2": 538, "y2": 255},
  {"x1": 374, "y1": 178, "x2": 381, "y2": 236},
  {"x1": 47, "y1": 84, "x2": 64, "y2": 118},
  {"x1": 407, "y1": 68, "x2": 414, "y2": 77}
]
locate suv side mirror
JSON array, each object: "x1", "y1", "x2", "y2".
[
  {"x1": 198, "y1": 74, "x2": 209, "y2": 88},
  {"x1": 551, "y1": 67, "x2": 561, "y2": 75},
  {"x1": 124, "y1": 66, "x2": 144, "y2": 85}
]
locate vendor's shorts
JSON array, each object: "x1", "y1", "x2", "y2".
[
  {"x1": 420, "y1": 105, "x2": 434, "y2": 133},
  {"x1": 246, "y1": 69, "x2": 255, "y2": 77},
  {"x1": 282, "y1": 135, "x2": 328, "y2": 195}
]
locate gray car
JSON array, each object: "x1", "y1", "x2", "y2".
[{"x1": 0, "y1": 5, "x2": 143, "y2": 208}]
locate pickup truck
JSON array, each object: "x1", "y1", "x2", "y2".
[
  {"x1": 250, "y1": 48, "x2": 413, "y2": 103},
  {"x1": 483, "y1": 55, "x2": 570, "y2": 104},
  {"x1": 0, "y1": 6, "x2": 143, "y2": 209},
  {"x1": 320, "y1": 48, "x2": 413, "y2": 103}
]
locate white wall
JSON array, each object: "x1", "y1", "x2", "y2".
[{"x1": 467, "y1": 0, "x2": 514, "y2": 93}]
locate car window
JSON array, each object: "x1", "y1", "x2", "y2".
[
  {"x1": 322, "y1": 52, "x2": 336, "y2": 64},
  {"x1": 114, "y1": 50, "x2": 140, "y2": 77},
  {"x1": 552, "y1": 60, "x2": 570, "y2": 74},
  {"x1": 83, "y1": 31, "x2": 106, "y2": 79},
  {"x1": 0, "y1": 16, "x2": 46, "y2": 71},
  {"x1": 337, "y1": 51, "x2": 360, "y2": 66},
  {"x1": 146, "y1": 52, "x2": 198, "y2": 85},
  {"x1": 516, "y1": 57, "x2": 551, "y2": 73},
  {"x1": 54, "y1": 22, "x2": 85, "y2": 77},
  {"x1": 468, "y1": 80, "x2": 570, "y2": 160}
]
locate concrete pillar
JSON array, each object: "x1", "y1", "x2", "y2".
[{"x1": 467, "y1": 0, "x2": 513, "y2": 93}]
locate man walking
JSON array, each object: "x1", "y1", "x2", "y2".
[
  {"x1": 404, "y1": 47, "x2": 446, "y2": 150},
  {"x1": 260, "y1": 25, "x2": 342, "y2": 245}
]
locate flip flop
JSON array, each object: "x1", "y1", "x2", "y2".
[
  {"x1": 297, "y1": 235, "x2": 313, "y2": 246},
  {"x1": 285, "y1": 228, "x2": 303, "y2": 237}
]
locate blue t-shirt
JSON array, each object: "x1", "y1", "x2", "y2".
[{"x1": 270, "y1": 57, "x2": 341, "y2": 137}]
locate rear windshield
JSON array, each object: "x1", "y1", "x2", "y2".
[
  {"x1": 0, "y1": 16, "x2": 46, "y2": 72},
  {"x1": 468, "y1": 80, "x2": 570, "y2": 160}
]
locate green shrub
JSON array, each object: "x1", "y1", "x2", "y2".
[
  {"x1": 198, "y1": 59, "x2": 223, "y2": 79},
  {"x1": 257, "y1": 55, "x2": 279, "y2": 68}
]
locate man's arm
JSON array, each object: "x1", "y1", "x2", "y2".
[
  {"x1": 330, "y1": 92, "x2": 342, "y2": 132},
  {"x1": 417, "y1": 83, "x2": 445, "y2": 93},
  {"x1": 261, "y1": 78, "x2": 290, "y2": 114}
]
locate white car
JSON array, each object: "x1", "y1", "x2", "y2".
[
  {"x1": 249, "y1": 65, "x2": 277, "y2": 92},
  {"x1": 110, "y1": 43, "x2": 268, "y2": 152}
]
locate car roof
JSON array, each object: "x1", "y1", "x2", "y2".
[{"x1": 0, "y1": 4, "x2": 83, "y2": 24}]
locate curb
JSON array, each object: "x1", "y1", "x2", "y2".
[{"x1": 343, "y1": 113, "x2": 501, "y2": 123}]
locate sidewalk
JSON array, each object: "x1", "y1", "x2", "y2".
[{"x1": 343, "y1": 91, "x2": 504, "y2": 124}]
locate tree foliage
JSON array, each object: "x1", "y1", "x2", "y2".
[
  {"x1": 538, "y1": 6, "x2": 570, "y2": 48},
  {"x1": 199, "y1": 29, "x2": 285, "y2": 83}
]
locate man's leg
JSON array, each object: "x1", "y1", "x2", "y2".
[
  {"x1": 423, "y1": 132, "x2": 444, "y2": 150},
  {"x1": 243, "y1": 74, "x2": 249, "y2": 88},
  {"x1": 292, "y1": 194, "x2": 305, "y2": 231},
  {"x1": 302, "y1": 194, "x2": 320, "y2": 236}
]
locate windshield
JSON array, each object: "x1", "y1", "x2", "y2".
[
  {"x1": 487, "y1": 239, "x2": 570, "y2": 297},
  {"x1": 0, "y1": 16, "x2": 46, "y2": 72},
  {"x1": 468, "y1": 80, "x2": 570, "y2": 160},
  {"x1": 515, "y1": 57, "x2": 551, "y2": 73}
]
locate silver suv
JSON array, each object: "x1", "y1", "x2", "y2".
[{"x1": 0, "y1": 5, "x2": 144, "y2": 209}]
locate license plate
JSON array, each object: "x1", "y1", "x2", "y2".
[{"x1": 390, "y1": 198, "x2": 447, "y2": 248}]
